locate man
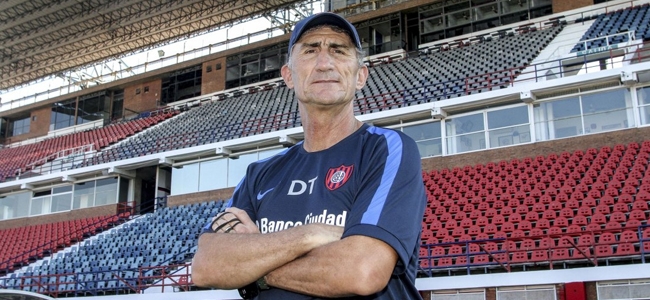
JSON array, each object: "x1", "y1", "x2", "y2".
[{"x1": 192, "y1": 12, "x2": 426, "y2": 299}]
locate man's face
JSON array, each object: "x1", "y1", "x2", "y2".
[{"x1": 281, "y1": 27, "x2": 368, "y2": 108}]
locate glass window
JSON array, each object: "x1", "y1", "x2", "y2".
[
  {"x1": 73, "y1": 181, "x2": 96, "y2": 209},
  {"x1": 53, "y1": 185, "x2": 72, "y2": 194},
  {"x1": 199, "y1": 159, "x2": 228, "y2": 191},
  {"x1": 51, "y1": 193, "x2": 72, "y2": 213},
  {"x1": 487, "y1": 106, "x2": 531, "y2": 148},
  {"x1": 0, "y1": 192, "x2": 30, "y2": 220},
  {"x1": 77, "y1": 94, "x2": 110, "y2": 124},
  {"x1": 119, "y1": 177, "x2": 130, "y2": 203},
  {"x1": 94, "y1": 177, "x2": 118, "y2": 206},
  {"x1": 31, "y1": 196, "x2": 51, "y2": 216},
  {"x1": 403, "y1": 122, "x2": 442, "y2": 157},
  {"x1": 534, "y1": 96, "x2": 582, "y2": 140},
  {"x1": 534, "y1": 89, "x2": 633, "y2": 141},
  {"x1": 581, "y1": 89, "x2": 632, "y2": 133},
  {"x1": 446, "y1": 113, "x2": 485, "y2": 154},
  {"x1": 51, "y1": 100, "x2": 76, "y2": 130},
  {"x1": 171, "y1": 163, "x2": 200, "y2": 195},
  {"x1": 10, "y1": 117, "x2": 30, "y2": 137},
  {"x1": 637, "y1": 86, "x2": 650, "y2": 125}
]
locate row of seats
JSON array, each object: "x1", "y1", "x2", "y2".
[
  {"x1": 0, "y1": 214, "x2": 127, "y2": 274},
  {"x1": 419, "y1": 140, "x2": 650, "y2": 272},
  {"x1": 0, "y1": 200, "x2": 225, "y2": 296},
  {"x1": 0, "y1": 112, "x2": 177, "y2": 183},
  {"x1": 572, "y1": 4, "x2": 650, "y2": 52}
]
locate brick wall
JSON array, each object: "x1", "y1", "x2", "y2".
[
  {"x1": 553, "y1": 0, "x2": 593, "y2": 13},
  {"x1": 167, "y1": 188, "x2": 235, "y2": 207},
  {"x1": 123, "y1": 79, "x2": 162, "y2": 115},
  {"x1": 3, "y1": 106, "x2": 52, "y2": 144},
  {"x1": 585, "y1": 282, "x2": 598, "y2": 300},
  {"x1": 201, "y1": 57, "x2": 227, "y2": 95}
]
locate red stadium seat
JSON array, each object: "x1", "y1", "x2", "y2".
[
  {"x1": 629, "y1": 209, "x2": 646, "y2": 221},
  {"x1": 633, "y1": 200, "x2": 649, "y2": 211},
  {"x1": 620, "y1": 230, "x2": 639, "y2": 243},
  {"x1": 616, "y1": 243, "x2": 638, "y2": 256},
  {"x1": 538, "y1": 237, "x2": 555, "y2": 249},
  {"x1": 535, "y1": 218, "x2": 550, "y2": 230},
  {"x1": 511, "y1": 230, "x2": 526, "y2": 238},
  {"x1": 551, "y1": 248, "x2": 571, "y2": 260},
  {"x1": 531, "y1": 250, "x2": 549, "y2": 262},
  {"x1": 610, "y1": 211, "x2": 627, "y2": 223},
  {"x1": 599, "y1": 232, "x2": 617, "y2": 244},
  {"x1": 484, "y1": 224, "x2": 498, "y2": 235},
  {"x1": 594, "y1": 245, "x2": 614, "y2": 257},
  {"x1": 548, "y1": 226, "x2": 563, "y2": 236},
  {"x1": 573, "y1": 215, "x2": 588, "y2": 226},
  {"x1": 511, "y1": 251, "x2": 529, "y2": 263},
  {"x1": 518, "y1": 220, "x2": 532, "y2": 231},
  {"x1": 591, "y1": 213, "x2": 607, "y2": 225},
  {"x1": 605, "y1": 221, "x2": 622, "y2": 230},
  {"x1": 566, "y1": 225, "x2": 582, "y2": 234}
]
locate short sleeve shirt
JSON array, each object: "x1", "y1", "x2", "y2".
[{"x1": 204, "y1": 124, "x2": 426, "y2": 299}]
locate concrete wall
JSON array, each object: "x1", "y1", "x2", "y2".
[{"x1": 0, "y1": 203, "x2": 121, "y2": 230}]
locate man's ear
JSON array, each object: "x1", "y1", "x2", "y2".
[
  {"x1": 281, "y1": 64, "x2": 294, "y2": 89},
  {"x1": 356, "y1": 64, "x2": 369, "y2": 90}
]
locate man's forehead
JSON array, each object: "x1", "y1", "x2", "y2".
[{"x1": 297, "y1": 27, "x2": 354, "y2": 47}]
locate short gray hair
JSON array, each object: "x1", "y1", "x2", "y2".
[{"x1": 286, "y1": 24, "x2": 365, "y2": 68}]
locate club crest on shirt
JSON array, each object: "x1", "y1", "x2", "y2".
[{"x1": 325, "y1": 164, "x2": 353, "y2": 191}]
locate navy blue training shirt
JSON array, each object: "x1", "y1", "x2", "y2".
[{"x1": 204, "y1": 123, "x2": 426, "y2": 299}]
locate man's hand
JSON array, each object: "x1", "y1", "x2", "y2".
[{"x1": 209, "y1": 207, "x2": 260, "y2": 234}]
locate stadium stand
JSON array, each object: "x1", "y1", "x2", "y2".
[
  {"x1": 0, "y1": 200, "x2": 225, "y2": 297},
  {"x1": 0, "y1": 111, "x2": 178, "y2": 183},
  {"x1": 571, "y1": 3, "x2": 650, "y2": 53},
  {"x1": 4, "y1": 0, "x2": 650, "y2": 299},
  {"x1": 0, "y1": 212, "x2": 130, "y2": 276},
  {"x1": 419, "y1": 141, "x2": 650, "y2": 275},
  {"x1": 79, "y1": 25, "x2": 562, "y2": 168}
]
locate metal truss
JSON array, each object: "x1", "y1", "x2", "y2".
[{"x1": 0, "y1": 0, "x2": 312, "y2": 90}]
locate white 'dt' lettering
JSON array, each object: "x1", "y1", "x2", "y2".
[{"x1": 288, "y1": 177, "x2": 318, "y2": 195}]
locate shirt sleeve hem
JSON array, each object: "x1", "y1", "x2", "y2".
[{"x1": 343, "y1": 223, "x2": 409, "y2": 274}]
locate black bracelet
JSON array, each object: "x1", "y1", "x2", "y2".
[{"x1": 213, "y1": 218, "x2": 242, "y2": 233}]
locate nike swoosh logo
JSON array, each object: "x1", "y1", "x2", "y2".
[{"x1": 257, "y1": 188, "x2": 274, "y2": 200}]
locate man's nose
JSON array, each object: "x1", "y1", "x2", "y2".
[{"x1": 315, "y1": 51, "x2": 334, "y2": 71}]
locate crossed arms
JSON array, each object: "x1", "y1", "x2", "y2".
[{"x1": 191, "y1": 207, "x2": 398, "y2": 297}]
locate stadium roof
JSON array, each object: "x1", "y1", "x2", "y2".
[{"x1": 0, "y1": 0, "x2": 306, "y2": 91}]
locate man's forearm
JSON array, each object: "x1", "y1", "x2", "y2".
[
  {"x1": 192, "y1": 223, "x2": 342, "y2": 289},
  {"x1": 265, "y1": 235, "x2": 397, "y2": 297}
]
